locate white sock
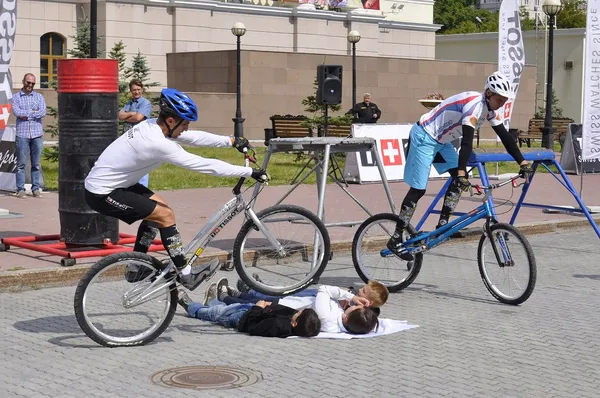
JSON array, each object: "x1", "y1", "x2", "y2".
[{"x1": 180, "y1": 265, "x2": 192, "y2": 275}]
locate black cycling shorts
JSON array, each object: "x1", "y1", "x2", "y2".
[{"x1": 85, "y1": 184, "x2": 157, "y2": 225}]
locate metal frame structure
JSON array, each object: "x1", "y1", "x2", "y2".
[
  {"x1": 416, "y1": 149, "x2": 600, "y2": 239},
  {"x1": 0, "y1": 233, "x2": 164, "y2": 267},
  {"x1": 253, "y1": 137, "x2": 398, "y2": 227}
]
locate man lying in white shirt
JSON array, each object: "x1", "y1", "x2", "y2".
[{"x1": 313, "y1": 285, "x2": 379, "y2": 334}]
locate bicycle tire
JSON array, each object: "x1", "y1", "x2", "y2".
[
  {"x1": 352, "y1": 213, "x2": 423, "y2": 293},
  {"x1": 477, "y1": 223, "x2": 537, "y2": 305},
  {"x1": 233, "y1": 204, "x2": 330, "y2": 296},
  {"x1": 74, "y1": 252, "x2": 178, "y2": 347}
]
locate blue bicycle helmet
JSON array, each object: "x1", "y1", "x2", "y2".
[{"x1": 159, "y1": 88, "x2": 198, "y2": 122}]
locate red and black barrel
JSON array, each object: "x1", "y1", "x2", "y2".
[{"x1": 57, "y1": 59, "x2": 119, "y2": 245}]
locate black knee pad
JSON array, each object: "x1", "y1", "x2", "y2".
[{"x1": 406, "y1": 187, "x2": 426, "y2": 203}]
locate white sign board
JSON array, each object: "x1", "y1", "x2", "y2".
[
  {"x1": 498, "y1": 0, "x2": 525, "y2": 133},
  {"x1": 343, "y1": 124, "x2": 451, "y2": 183},
  {"x1": 582, "y1": 0, "x2": 600, "y2": 160}
]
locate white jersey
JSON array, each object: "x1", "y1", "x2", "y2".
[
  {"x1": 419, "y1": 91, "x2": 503, "y2": 144},
  {"x1": 85, "y1": 118, "x2": 253, "y2": 194}
]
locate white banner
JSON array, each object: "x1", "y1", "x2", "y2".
[
  {"x1": 0, "y1": 126, "x2": 17, "y2": 191},
  {"x1": 582, "y1": 1, "x2": 600, "y2": 160},
  {"x1": 498, "y1": 0, "x2": 525, "y2": 133},
  {"x1": 343, "y1": 124, "x2": 449, "y2": 183}
]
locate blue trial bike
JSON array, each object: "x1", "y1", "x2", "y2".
[{"x1": 351, "y1": 175, "x2": 537, "y2": 305}]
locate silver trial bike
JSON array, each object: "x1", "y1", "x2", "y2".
[{"x1": 74, "y1": 148, "x2": 331, "y2": 347}]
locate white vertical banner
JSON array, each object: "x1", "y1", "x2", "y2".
[
  {"x1": 582, "y1": 1, "x2": 600, "y2": 160},
  {"x1": 498, "y1": 0, "x2": 525, "y2": 134}
]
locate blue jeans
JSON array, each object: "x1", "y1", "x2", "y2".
[
  {"x1": 187, "y1": 299, "x2": 253, "y2": 329},
  {"x1": 223, "y1": 288, "x2": 317, "y2": 305},
  {"x1": 15, "y1": 136, "x2": 43, "y2": 192}
]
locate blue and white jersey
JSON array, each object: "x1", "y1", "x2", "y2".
[{"x1": 419, "y1": 91, "x2": 503, "y2": 144}]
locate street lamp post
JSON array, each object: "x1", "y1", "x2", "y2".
[
  {"x1": 541, "y1": 0, "x2": 563, "y2": 150},
  {"x1": 90, "y1": 0, "x2": 97, "y2": 58},
  {"x1": 231, "y1": 22, "x2": 246, "y2": 138},
  {"x1": 347, "y1": 30, "x2": 361, "y2": 108}
]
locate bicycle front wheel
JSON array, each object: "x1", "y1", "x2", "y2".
[
  {"x1": 352, "y1": 213, "x2": 423, "y2": 293},
  {"x1": 74, "y1": 252, "x2": 178, "y2": 347},
  {"x1": 233, "y1": 204, "x2": 330, "y2": 296},
  {"x1": 477, "y1": 223, "x2": 537, "y2": 305}
]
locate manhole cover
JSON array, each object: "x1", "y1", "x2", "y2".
[{"x1": 151, "y1": 366, "x2": 262, "y2": 391}]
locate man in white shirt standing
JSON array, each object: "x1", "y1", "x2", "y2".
[{"x1": 84, "y1": 88, "x2": 269, "y2": 291}]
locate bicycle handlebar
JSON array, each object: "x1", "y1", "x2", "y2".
[
  {"x1": 233, "y1": 147, "x2": 260, "y2": 195},
  {"x1": 471, "y1": 173, "x2": 528, "y2": 201}
]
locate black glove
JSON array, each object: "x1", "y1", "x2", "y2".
[
  {"x1": 251, "y1": 168, "x2": 270, "y2": 183},
  {"x1": 519, "y1": 164, "x2": 533, "y2": 182},
  {"x1": 454, "y1": 175, "x2": 471, "y2": 193},
  {"x1": 232, "y1": 136, "x2": 251, "y2": 153}
]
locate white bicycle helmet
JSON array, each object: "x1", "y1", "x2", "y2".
[{"x1": 485, "y1": 71, "x2": 515, "y2": 99}]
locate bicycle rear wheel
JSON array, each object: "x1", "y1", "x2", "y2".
[
  {"x1": 477, "y1": 223, "x2": 537, "y2": 305},
  {"x1": 74, "y1": 252, "x2": 178, "y2": 347},
  {"x1": 233, "y1": 204, "x2": 330, "y2": 296},
  {"x1": 352, "y1": 213, "x2": 423, "y2": 293}
]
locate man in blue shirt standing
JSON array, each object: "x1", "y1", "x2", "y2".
[
  {"x1": 12, "y1": 73, "x2": 46, "y2": 198},
  {"x1": 119, "y1": 79, "x2": 153, "y2": 187}
]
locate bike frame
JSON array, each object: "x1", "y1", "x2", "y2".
[
  {"x1": 127, "y1": 149, "x2": 283, "y2": 306},
  {"x1": 382, "y1": 176, "x2": 523, "y2": 265}
]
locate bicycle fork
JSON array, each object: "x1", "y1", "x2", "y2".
[
  {"x1": 483, "y1": 219, "x2": 514, "y2": 267},
  {"x1": 122, "y1": 267, "x2": 177, "y2": 309}
]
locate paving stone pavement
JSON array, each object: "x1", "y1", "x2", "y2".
[{"x1": 1, "y1": 228, "x2": 599, "y2": 398}]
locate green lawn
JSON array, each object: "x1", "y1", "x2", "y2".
[{"x1": 41, "y1": 140, "x2": 559, "y2": 191}]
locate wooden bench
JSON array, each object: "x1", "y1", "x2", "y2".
[
  {"x1": 318, "y1": 124, "x2": 352, "y2": 138},
  {"x1": 518, "y1": 118, "x2": 573, "y2": 148},
  {"x1": 265, "y1": 115, "x2": 313, "y2": 146}
]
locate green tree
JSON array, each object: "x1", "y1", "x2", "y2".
[
  {"x1": 108, "y1": 40, "x2": 132, "y2": 133},
  {"x1": 534, "y1": 89, "x2": 570, "y2": 120},
  {"x1": 108, "y1": 40, "x2": 128, "y2": 97},
  {"x1": 435, "y1": 0, "x2": 497, "y2": 34},
  {"x1": 124, "y1": 50, "x2": 160, "y2": 116},
  {"x1": 518, "y1": 6, "x2": 538, "y2": 31},
  {"x1": 67, "y1": 16, "x2": 104, "y2": 58},
  {"x1": 435, "y1": 0, "x2": 587, "y2": 34},
  {"x1": 556, "y1": 0, "x2": 586, "y2": 29},
  {"x1": 124, "y1": 51, "x2": 159, "y2": 88}
]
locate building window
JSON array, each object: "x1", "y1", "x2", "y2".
[{"x1": 40, "y1": 33, "x2": 65, "y2": 88}]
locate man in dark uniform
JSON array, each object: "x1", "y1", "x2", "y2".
[{"x1": 347, "y1": 93, "x2": 382, "y2": 124}]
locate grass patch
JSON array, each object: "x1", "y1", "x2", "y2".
[
  {"x1": 6, "y1": 266, "x2": 26, "y2": 271},
  {"x1": 41, "y1": 146, "x2": 344, "y2": 191}
]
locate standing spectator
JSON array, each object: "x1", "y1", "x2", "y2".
[
  {"x1": 346, "y1": 93, "x2": 381, "y2": 124},
  {"x1": 12, "y1": 73, "x2": 46, "y2": 198},
  {"x1": 119, "y1": 79, "x2": 153, "y2": 187}
]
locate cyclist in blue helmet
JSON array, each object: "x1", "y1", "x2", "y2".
[{"x1": 85, "y1": 88, "x2": 269, "y2": 291}]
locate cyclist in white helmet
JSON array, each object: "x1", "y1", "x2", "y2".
[{"x1": 387, "y1": 71, "x2": 533, "y2": 260}]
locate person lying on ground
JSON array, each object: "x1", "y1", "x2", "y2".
[
  {"x1": 177, "y1": 284, "x2": 320, "y2": 338},
  {"x1": 201, "y1": 278, "x2": 380, "y2": 335}
]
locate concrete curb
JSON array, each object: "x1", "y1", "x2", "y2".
[{"x1": 1, "y1": 216, "x2": 599, "y2": 292}]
